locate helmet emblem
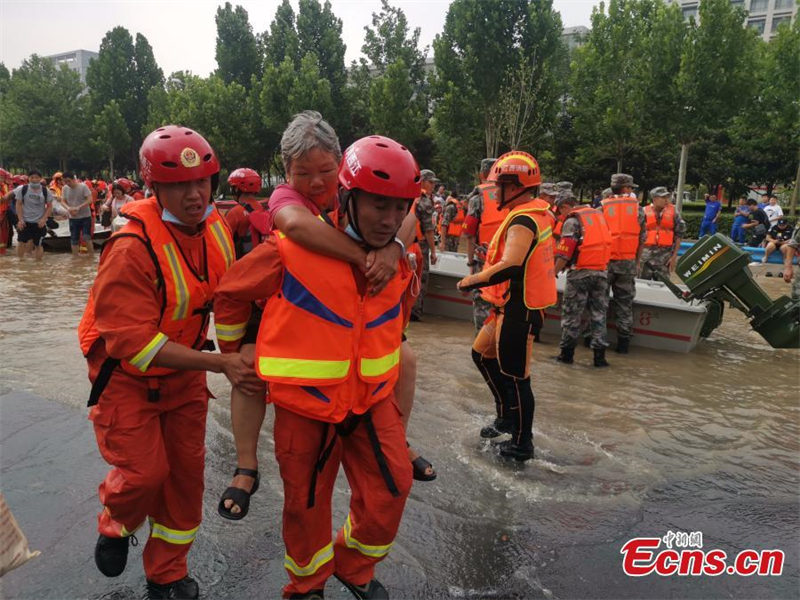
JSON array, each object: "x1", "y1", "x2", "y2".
[{"x1": 180, "y1": 147, "x2": 201, "y2": 168}]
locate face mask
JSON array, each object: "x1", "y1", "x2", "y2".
[
  {"x1": 344, "y1": 223, "x2": 363, "y2": 242},
  {"x1": 161, "y1": 205, "x2": 213, "y2": 226},
  {"x1": 28, "y1": 182, "x2": 42, "y2": 190}
]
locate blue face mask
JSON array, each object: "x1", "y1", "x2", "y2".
[
  {"x1": 162, "y1": 205, "x2": 213, "y2": 226},
  {"x1": 344, "y1": 223, "x2": 363, "y2": 242}
]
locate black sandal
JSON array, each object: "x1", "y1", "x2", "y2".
[
  {"x1": 411, "y1": 455, "x2": 437, "y2": 481},
  {"x1": 217, "y1": 467, "x2": 260, "y2": 521}
]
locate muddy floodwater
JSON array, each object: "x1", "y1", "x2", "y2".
[{"x1": 1, "y1": 253, "x2": 798, "y2": 599}]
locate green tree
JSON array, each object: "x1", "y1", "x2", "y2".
[
  {"x1": 368, "y1": 59, "x2": 426, "y2": 148},
  {"x1": 361, "y1": 0, "x2": 428, "y2": 87},
  {"x1": 215, "y1": 2, "x2": 261, "y2": 88},
  {"x1": 670, "y1": 0, "x2": 757, "y2": 209},
  {"x1": 92, "y1": 100, "x2": 131, "y2": 178},
  {"x1": 86, "y1": 27, "x2": 164, "y2": 164},
  {"x1": 0, "y1": 63, "x2": 10, "y2": 95},
  {"x1": 263, "y1": 0, "x2": 300, "y2": 69}
]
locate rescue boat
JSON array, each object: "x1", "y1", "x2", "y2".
[
  {"x1": 41, "y1": 217, "x2": 112, "y2": 252},
  {"x1": 426, "y1": 251, "x2": 713, "y2": 353}
]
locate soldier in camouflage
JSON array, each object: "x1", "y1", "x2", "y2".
[
  {"x1": 639, "y1": 186, "x2": 686, "y2": 281},
  {"x1": 463, "y1": 158, "x2": 497, "y2": 330},
  {"x1": 782, "y1": 222, "x2": 800, "y2": 300},
  {"x1": 411, "y1": 169, "x2": 439, "y2": 321},
  {"x1": 553, "y1": 194, "x2": 613, "y2": 367},
  {"x1": 602, "y1": 174, "x2": 646, "y2": 354},
  {"x1": 439, "y1": 193, "x2": 463, "y2": 252}
]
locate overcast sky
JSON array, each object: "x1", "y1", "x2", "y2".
[{"x1": 1, "y1": 0, "x2": 598, "y2": 77}]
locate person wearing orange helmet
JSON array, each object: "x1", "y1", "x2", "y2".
[
  {"x1": 457, "y1": 151, "x2": 557, "y2": 461},
  {"x1": 78, "y1": 125, "x2": 260, "y2": 599},
  {"x1": 214, "y1": 134, "x2": 419, "y2": 599},
  {"x1": 224, "y1": 167, "x2": 264, "y2": 258},
  {"x1": 49, "y1": 171, "x2": 64, "y2": 198}
]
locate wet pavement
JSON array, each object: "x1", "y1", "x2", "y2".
[{"x1": 0, "y1": 253, "x2": 798, "y2": 599}]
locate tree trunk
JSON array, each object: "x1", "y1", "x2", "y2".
[
  {"x1": 109, "y1": 156, "x2": 115, "y2": 181},
  {"x1": 617, "y1": 157, "x2": 622, "y2": 173},
  {"x1": 791, "y1": 154, "x2": 799, "y2": 218},
  {"x1": 766, "y1": 182, "x2": 774, "y2": 198},
  {"x1": 676, "y1": 143, "x2": 689, "y2": 212}
]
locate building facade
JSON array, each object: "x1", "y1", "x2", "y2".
[
  {"x1": 674, "y1": 0, "x2": 797, "y2": 40},
  {"x1": 45, "y1": 49, "x2": 98, "y2": 83}
]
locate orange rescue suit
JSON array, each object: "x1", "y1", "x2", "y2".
[
  {"x1": 480, "y1": 199, "x2": 557, "y2": 310},
  {"x1": 568, "y1": 206, "x2": 612, "y2": 271},
  {"x1": 445, "y1": 198, "x2": 465, "y2": 237},
  {"x1": 644, "y1": 204, "x2": 675, "y2": 247},
  {"x1": 255, "y1": 233, "x2": 412, "y2": 424},
  {"x1": 78, "y1": 197, "x2": 235, "y2": 376},
  {"x1": 601, "y1": 195, "x2": 641, "y2": 260}
]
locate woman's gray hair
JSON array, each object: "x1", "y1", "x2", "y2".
[{"x1": 280, "y1": 110, "x2": 341, "y2": 172}]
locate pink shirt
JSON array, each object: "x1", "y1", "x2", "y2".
[{"x1": 251, "y1": 184, "x2": 337, "y2": 235}]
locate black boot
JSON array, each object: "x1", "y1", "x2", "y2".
[
  {"x1": 498, "y1": 439, "x2": 534, "y2": 462},
  {"x1": 583, "y1": 336, "x2": 592, "y2": 348},
  {"x1": 146, "y1": 576, "x2": 200, "y2": 599},
  {"x1": 335, "y1": 575, "x2": 389, "y2": 600},
  {"x1": 480, "y1": 417, "x2": 513, "y2": 439},
  {"x1": 615, "y1": 336, "x2": 630, "y2": 354},
  {"x1": 94, "y1": 533, "x2": 137, "y2": 577},
  {"x1": 593, "y1": 347, "x2": 610, "y2": 367},
  {"x1": 555, "y1": 346, "x2": 575, "y2": 364},
  {"x1": 290, "y1": 591, "x2": 325, "y2": 599}
]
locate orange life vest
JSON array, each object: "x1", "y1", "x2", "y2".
[
  {"x1": 477, "y1": 183, "x2": 507, "y2": 247},
  {"x1": 78, "y1": 197, "x2": 235, "y2": 376},
  {"x1": 568, "y1": 206, "x2": 612, "y2": 271},
  {"x1": 255, "y1": 234, "x2": 412, "y2": 424},
  {"x1": 445, "y1": 198, "x2": 465, "y2": 237},
  {"x1": 644, "y1": 204, "x2": 676, "y2": 247},
  {"x1": 480, "y1": 198, "x2": 557, "y2": 310},
  {"x1": 601, "y1": 195, "x2": 641, "y2": 260}
]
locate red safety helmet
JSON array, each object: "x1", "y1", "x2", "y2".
[
  {"x1": 488, "y1": 151, "x2": 542, "y2": 189},
  {"x1": 113, "y1": 177, "x2": 134, "y2": 193},
  {"x1": 338, "y1": 135, "x2": 421, "y2": 200},
  {"x1": 0, "y1": 168, "x2": 10, "y2": 182},
  {"x1": 228, "y1": 168, "x2": 262, "y2": 194},
  {"x1": 12, "y1": 175, "x2": 28, "y2": 186},
  {"x1": 139, "y1": 125, "x2": 220, "y2": 187}
]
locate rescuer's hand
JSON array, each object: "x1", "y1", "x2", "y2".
[
  {"x1": 220, "y1": 352, "x2": 263, "y2": 396},
  {"x1": 784, "y1": 266, "x2": 794, "y2": 284},
  {"x1": 366, "y1": 242, "x2": 401, "y2": 296}
]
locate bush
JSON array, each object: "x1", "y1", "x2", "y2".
[{"x1": 680, "y1": 212, "x2": 735, "y2": 239}]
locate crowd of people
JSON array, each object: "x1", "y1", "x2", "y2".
[{"x1": 1, "y1": 110, "x2": 797, "y2": 600}]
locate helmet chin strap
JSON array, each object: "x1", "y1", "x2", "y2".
[{"x1": 499, "y1": 186, "x2": 531, "y2": 209}]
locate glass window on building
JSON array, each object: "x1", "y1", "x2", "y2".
[
  {"x1": 730, "y1": 0, "x2": 744, "y2": 7},
  {"x1": 747, "y1": 18, "x2": 766, "y2": 33},
  {"x1": 748, "y1": 0, "x2": 769, "y2": 13},
  {"x1": 773, "y1": 0, "x2": 793, "y2": 8},
  {"x1": 771, "y1": 15, "x2": 791, "y2": 31},
  {"x1": 683, "y1": 6, "x2": 699, "y2": 20}
]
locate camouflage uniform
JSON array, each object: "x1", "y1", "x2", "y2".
[
  {"x1": 466, "y1": 185, "x2": 492, "y2": 330},
  {"x1": 605, "y1": 200, "x2": 646, "y2": 339},
  {"x1": 441, "y1": 200, "x2": 461, "y2": 251},
  {"x1": 559, "y1": 215, "x2": 609, "y2": 349},
  {"x1": 412, "y1": 191, "x2": 435, "y2": 319},
  {"x1": 787, "y1": 225, "x2": 800, "y2": 300},
  {"x1": 639, "y1": 205, "x2": 687, "y2": 281}
]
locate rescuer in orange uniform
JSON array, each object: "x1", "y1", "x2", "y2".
[
  {"x1": 456, "y1": 151, "x2": 557, "y2": 462},
  {"x1": 224, "y1": 167, "x2": 265, "y2": 258},
  {"x1": 600, "y1": 174, "x2": 646, "y2": 353},
  {"x1": 553, "y1": 194, "x2": 613, "y2": 367},
  {"x1": 214, "y1": 135, "x2": 418, "y2": 599},
  {"x1": 78, "y1": 125, "x2": 261, "y2": 599},
  {"x1": 438, "y1": 192, "x2": 465, "y2": 252}
]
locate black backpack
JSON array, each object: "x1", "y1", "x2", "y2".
[{"x1": 20, "y1": 184, "x2": 49, "y2": 204}]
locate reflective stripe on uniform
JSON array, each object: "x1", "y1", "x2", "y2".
[
  {"x1": 259, "y1": 356, "x2": 351, "y2": 379},
  {"x1": 359, "y1": 347, "x2": 400, "y2": 378},
  {"x1": 284, "y1": 543, "x2": 334, "y2": 577},
  {"x1": 342, "y1": 514, "x2": 392, "y2": 558},
  {"x1": 149, "y1": 520, "x2": 199, "y2": 545},
  {"x1": 128, "y1": 332, "x2": 168, "y2": 372},
  {"x1": 216, "y1": 321, "x2": 247, "y2": 342},
  {"x1": 209, "y1": 220, "x2": 234, "y2": 268},
  {"x1": 163, "y1": 243, "x2": 190, "y2": 320}
]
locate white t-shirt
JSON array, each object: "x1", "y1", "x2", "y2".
[{"x1": 764, "y1": 204, "x2": 783, "y2": 226}]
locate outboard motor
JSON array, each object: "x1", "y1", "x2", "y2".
[{"x1": 659, "y1": 233, "x2": 799, "y2": 348}]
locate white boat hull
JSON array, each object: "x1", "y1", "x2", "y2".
[{"x1": 427, "y1": 252, "x2": 709, "y2": 353}]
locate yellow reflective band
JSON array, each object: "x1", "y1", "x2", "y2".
[
  {"x1": 210, "y1": 221, "x2": 234, "y2": 268},
  {"x1": 538, "y1": 226, "x2": 552, "y2": 244},
  {"x1": 163, "y1": 243, "x2": 190, "y2": 320},
  {"x1": 342, "y1": 514, "x2": 392, "y2": 558},
  {"x1": 129, "y1": 332, "x2": 168, "y2": 372},
  {"x1": 259, "y1": 356, "x2": 350, "y2": 379},
  {"x1": 359, "y1": 347, "x2": 400, "y2": 378},
  {"x1": 216, "y1": 321, "x2": 247, "y2": 342},
  {"x1": 149, "y1": 521, "x2": 199, "y2": 545},
  {"x1": 284, "y1": 543, "x2": 334, "y2": 577}
]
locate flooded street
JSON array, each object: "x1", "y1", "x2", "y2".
[{"x1": 1, "y1": 252, "x2": 798, "y2": 599}]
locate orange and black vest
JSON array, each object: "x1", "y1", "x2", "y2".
[
  {"x1": 568, "y1": 206, "x2": 611, "y2": 271},
  {"x1": 480, "y1": 199, "x2": 557, "y2": 310},
  {"x1": 78, "y1": 197, "x2": 235, "y2": 377},
  {"x1": 445, "y1": 199, "x2": 465, "y2": 237},
  {"x1": 601, "y1": 195, "x2": 641, "y2": 260},
  {"x1": 255, "y1": 234, "x2": 412, "y2": 424},
  {"x1": 644, "y1": 204, "x2": 676, "y2": 247}
]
